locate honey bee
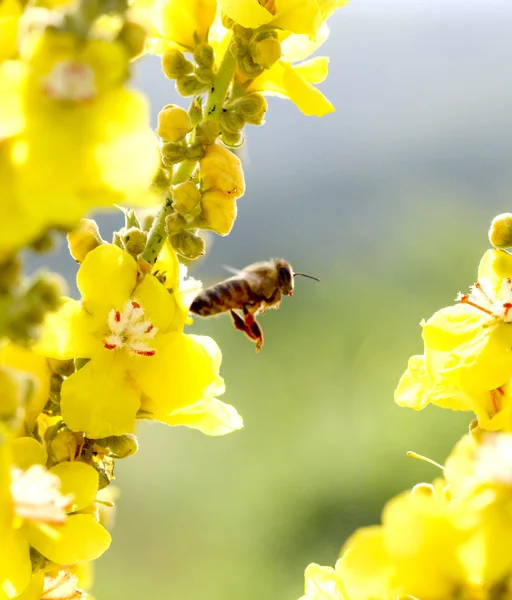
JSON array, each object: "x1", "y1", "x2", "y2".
[{"x1": 189, "y1": 258, "x2": 319, "y2": 351}]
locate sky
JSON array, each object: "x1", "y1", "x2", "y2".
[{"x1": 345, "y1": 0, "x2": 512, "y2": 13}]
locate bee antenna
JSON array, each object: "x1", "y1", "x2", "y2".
[{"x1": 293, "y1": 272, "x2": 320, "y2": 282}]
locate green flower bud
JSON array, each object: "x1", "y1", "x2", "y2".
[
  {"x1": 162, "y1": 49, "x2": 194, "y2": 79},
  {"x1": 93, "y1": 434, "x2": 139, "y2": 459},
  {"x1": 67, "y1": 218, "x2": 103, "y2": 263},
  {"x1": 237, "y1": 53, "x2": 264, "y2": 78},
  {"x1": 489, "y1": 213, "x2": 512, "y2": 248},
  {"x1": 157, "y1": 104, "x2": 193, "y2": 142},
  {"x1": 233, "y1": 24, "x2": 252, "y2": 43},
  {"x1": 26, "y1": 273, "x2": 65, "y2": 316},
  {"x1": 122, "y1": 227, "x2": 147, "y2": 258},
  {"x1": 161, "y1": 141, "x2": 187, "y2": 166},
  {"x1": 195, "y1": 120, "x2": 220, "y2": 145},
  {"x1": 172, "y1": 181, "x2": 201, "y2": 214},
  {"x1": 188, "y1": 96, "x2": 204, "y2": 126},
  {"x1": 185, "y1": 141, "x2": 205, "y2": 161},
  {"x1": 112, "y1": 231, "x2": 124, "y2": 248},
  {"x1": 220, "y1": 110, "x2": 244, "y2": 134},
  {"x1": 230, "y1": 94, "x2": 267, "y2": 125},
  {"x1": 150, "y1": 167, "x2": 170, "y2": 194},
  {"x1": 0, "y1": 254, "x2": 21, "y2": 294},
  {"x1": 165, "y1": 212, "x2": 187, "y2": 234},
  {"x1": 176, "y1": 74, "x2": 209, "y2": 97},
  {"x1": 193, "y1": 42, "x2": 215, "y2": 69},
  {"x1": 170, "y1": 231, "x2": 205, "y2": 260},
  {"x1": 251, "y1": 36, "x2": 281, "y2": 69},
  {"x1": 93, "y1": 455, "x2": 115, "y2": 490},
  {"x1": 118, "y1": 20, "x2": 147, "y2": 60},
  {"x1": 30, "y1": 230, "x2": 55, "y2": 253},
  {"x1": 220, "y1": 129, "x2": 244, "y2": 148},
  {"x1": 195, "y1": 66, "x2": 214, "y2": 85}
]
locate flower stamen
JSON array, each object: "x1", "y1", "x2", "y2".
[{"x1": 103, "y1": 300, "x2": 157, "y2": 356}]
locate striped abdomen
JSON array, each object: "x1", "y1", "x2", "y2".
[{"x1": 190, "y1": 279, "x2": 256, "y2": 316}]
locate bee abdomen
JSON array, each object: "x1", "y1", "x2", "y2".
[{"x1": 190, "y1": 280, "x2": 252, "y2": 316}]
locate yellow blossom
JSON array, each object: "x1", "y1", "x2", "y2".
[
  {"x1": 201, "y1": 189, "x2": 237, "y2": 236},
  {"x1": 132, "y1": 0, "x2": 217, "y2": 52},
  {"x1": 0, "y1": 29, "x2": 159, "y2": 256},
  {"x1": 0, "y1": 0, "x2": 22, "y2": 63},
  {"x1": 199, "y1": 142, "x2": 245, "y2": 197},
  {"x1": 36, "y1": 244, "x2": 242, "y2": 438},
  {"x1": 157, "y1": 104, "x2": 193, "y2": 142},
  {"x1": 220, "y1": 0, "x2": 349, "y2": 38}
]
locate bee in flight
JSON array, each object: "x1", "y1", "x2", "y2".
[{"x1": 189, "y1": 258, "x2": 319, "y2": 352}]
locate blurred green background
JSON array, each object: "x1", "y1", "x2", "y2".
[{"x1": 32, "y1": 1, "x2": 512, "y2": 598}]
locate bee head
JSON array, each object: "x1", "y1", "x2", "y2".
[{"x1": 275, "y1": 259, "x2": 294, "y2": 295}]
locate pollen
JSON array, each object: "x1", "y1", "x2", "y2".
[
  {"x1": 103, "y1": 300, "x2": 158, "y2": 357},
  {"x1": 458, "y1": 277, "x2": 512, "y2": 322},
  {"x1": 41, "y1": 60, "x2": 96, "y2": 103},
  {"x1": 10, "y1": 465, "x2": 73, "y2": 524}
]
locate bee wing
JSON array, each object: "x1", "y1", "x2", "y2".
[{"x1": 222, "y1": 264, "x2": 261, "y2": 286}]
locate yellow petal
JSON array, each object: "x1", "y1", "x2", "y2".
[
  {"x1": 282, "y1": 62, "x2": 334, "y2": 116},
  {"x1": 0, "y1": 529, "x2": 31, "y2": 599},
  {"x1": 35, "y1": 298, "x2": 99, "y2": 360},
  {"x1": 61, "y1": 354, "x2": 140, "y2": 438},
  {"x1": 0, "y1": 60, "x2": 26, "y2": 139},
  {"x1": 24, "y1": 514, "x2": 111, "y2": 565},
  {"x1": 49, "y1": 462, "x2": 99, "y2": 512},
  {"x1": 77, "y1": 245, "x2": 137, "y2": 321},
  {"x1": 10, "y1": 438, "x2": 47, "y2": 470},
  {"x1": 13, "y1": 573, "x2": 44, "y2": 600},
  {"x1": 162, "y1": 398, "x2": 243, "y2": 436},
  {"x1": 294, "y1": 57, "x2": 330, "y2": 84},
  {"x1": 220, "y1": 0, "x2": 273, "y2": 29},
  {"x1": 280, "y1": 25, "x2": 330, "y2": 62},
  {"x1": 301, "y1": 562, "x2": 346, "y2": 600},
  {"x1": 477, "y1": 249, "x2": 512, "y2": 293},
  {"x1": 133, "y1": 274, "x2": 176, "y2": 333}
]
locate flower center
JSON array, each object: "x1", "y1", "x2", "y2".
[
  {"x1": 42, "y1": 571, "x2": 88, "y2": 599},
  {"x1": 41, "y1": 60, "x2": 96, "y2": 102},
  {"x1": 458, "y1": 277, "x2": 512, "y2": 322},
  {"x1": 103, "y1": 300, "x2": 157, "y2": 357},
  {"x1": 10, "y1": 465, "x2": 73, "y2": 524}
]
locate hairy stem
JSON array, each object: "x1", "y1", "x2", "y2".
[{"x1": 204, "y1": 32, "x2": 236, "y2": 120}]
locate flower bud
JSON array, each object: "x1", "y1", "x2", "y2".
[
  {"x1": 122, "y1": 227, "x2": 147, "y2": 257},
  {"x1": 49, "y1": 430, "x2": 82, "y2": 463},
  {"x1": 162, "y1": 49, "x2": 193, "y2": 79},
  {"x1": 176, "y1": 74, "x2": 209, "y2": 97},
  {"x1": 237, "y1": 54, "x2": 263, "y2": 78},
  {"x1": 410, "y1": 483, "x2": 436, "y2": 499},
  {"x1": 195, "y1": 120, "x2": 220, "y2": 145},
  {"x1": 193, "y1": 42, "x2": 215, "y2": 69},
  {"x1": 489, "y1": 213, "x2": 512, "y2": 248},
  {"x1": 165, "y1": 212, "x2": 187, "y2": 234},
  {"x1": 93, "y1": 434, "x2": 139, "y2": 459},
  {"x1": 67, "y1": 219, "x2": 103, "y2": 263},
  {"x1": 170, "y1": 231, "x2": 205, "y2": 260},
  {"x1": 30, "y1": 231, "x2": 55, "y2": 253},
  {"x1": 201, "y1": 190, "x2": 237, "y2": 236},
  {"x1": 220, "y1": 110, "x2": 244, "y2": 134},
  {"x1": 188, "y1": 96, "x2": 203, "y2": 126},
  {"x1": 185, "y1": 141, "x2": 205, "y2": 161},
  {"x1": 157, "y1": 104, "x2": 193, "y2": 142},
  {"x1": 118, "y1": 20, "x2": 147, "y2": 60},
  {"x1": 251, "y1": 36, "x2": 281, "y2": 69},
  {"x1": 0, "y1": 254, "x2": 21, "y2": 294},
  {"x1": 195, "y1": 66, "x2": 214, "y2": 85},
  {"x1": 25, "y1": 273, "x2": 66, "y2": 318},
  {"x1": 220, "y1": 130, "x2": 244, "y2": 148},
  {"x1": 172, "y1": 181, "x2": 201, "y2": 214},
  {"x1": 200, "y1": 143, "x2": 245, "y2": 198},
  {"x1": 150, "y1": 167, "x2": 170, "y2": 194},
  {"x1": 161, "y1": 141, "x2": 186, "y2": 166},
  {"x1": 230, "y1": 94, "x2": 267, "y2": 125}
]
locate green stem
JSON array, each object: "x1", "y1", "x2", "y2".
[
  {"x1": 141, "y1": 160, "x2": 196, "y2": 265},
  {"x1": 204, "y1": 32, "x2": 236, "y2": 120}
]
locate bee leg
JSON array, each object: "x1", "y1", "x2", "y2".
[
  {"x1": 242, "y1": 306, "x2": 264, "y2": 352},
  {"x1": 230, "y1": 310, "x2": 264, "y2": 352}
]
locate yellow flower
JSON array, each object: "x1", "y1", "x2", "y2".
[
  {"x1": 0, "y1": 440, "x2": 109, "y2": 599},
  {"x1": 132, "y1": 0, "x2": 217, "y2": 51},
  {"x1": 240, "y1": 27, "x2": 334, "y2": 116},
  {"x1": 0, "y1": 29, "x2": 159, "y2": 256},
  {"x1": 220, "y1": 0, "x2": 349, "y2": 38},
  {"x1": 0, "y1": 0, "x2": 22, "y2": 63},
  {"x1": 201, "y1": 190, "x2": 237, "y2": 235},
  {"x1": 199, "y1": 142, "x2": 245, "y2": 198},
  {"x1": 299, "y1": 562, "x2": 348, "y2": 600},
  {"x1": 36, "y1": 244, "x2": 242, "y2": 438}
]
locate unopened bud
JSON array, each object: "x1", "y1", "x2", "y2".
[
  {"x1": 0, "y1": 254, "x2": 21, "y2": 294},
  {"x1": 25, "y1": 273, "x2": 65, "y2": 318},
  {"x1": 220, "y1": 110, "x2": 244, "y2": 134},
  {"x1": 50, "y1": 430, "x2": 82, "y2": 463},
  {"x1": 201, "y1": 190, "x2": 237, "y2": 236},
  {"x1": 30, "y1": 230, "x2": 55, "y2": 253},
  {"x1": 185, "y1": 142, "x2": 205, "y2": 161},
  {"x1": 193, "y1": 42, "x2": 215, "y2": 69},
  {"x1": 230, "y1": 94, "x2": 267, "y2": 125},
  {"x1": 161, "y1": 141, "x2": 186, "y2": 166},
  {"x1": 195, "y1": 66, "x2": 214, "y2": 85},
  {"x1": 410, "y1": 483, "x2": 436, "y2": 499},
  {"x1": 188, "y1": 96, "x2": 203, "y2": 126},
  {"x1": 122, "y1": 227, "x2": 147, "y2": 257},
  {"x1": 251, "y1": 36, "x2": 281, "y2": 69},
  {"x1": 94, "y1": 434, "x2": 139, "y2": 459},
  {"x1": 172, "y1": 181, "x2": 201, "y2": 214},
  {"x1": 489, "y1": 213, "x2": 512, "y2": 248},
  {"x1": 150, "y1": 167, "x2": 170, "y2": 194},
  {"x1": 237, "y1": 53, "x2": 263, "y2": 78},
  {"x1": 170, "y1": 231, "x2": 205, "y2": 260},
  {"x1": 220, "y1": 130, "x2": 244, "y2": 148},
  {"x1": 176, "y1": 74, "x2": 209, "y2": 97},
  {"x1": 165, "y1": 212, "x2": 186, "y2": 234},
  {"x1": 118, "y1": 20, "x2": 146, "y2": 59},
  {"x1": 195, "y1": 120, "x2": 220, "y2": 145},
  {"x1": 157, "y1": 104, "x2": 192, "y2": 142},
  {"x1": 200, "y1": 143, "x2": 245, "y2": 198},
  {"x1": 67, "y1": 219, "x2": 103, "y2": 263},
  {"x1": 162, "y1": 49, "x2": 193, "y2": 79}
]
